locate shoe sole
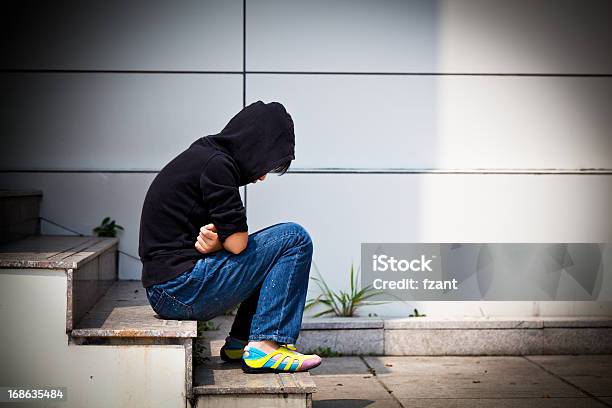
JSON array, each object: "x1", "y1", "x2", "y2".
[
  {"x1": 241, "y1": 358, "x2": 321, "y2": 374},
  {"x1": 220, "y1": 345, "x2": 242, "y2": 363}
]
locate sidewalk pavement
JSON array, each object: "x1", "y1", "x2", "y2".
[{"x1": 309, "y1": 355, "x2": 612, "y2": 408}]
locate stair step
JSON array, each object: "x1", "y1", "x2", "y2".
[
  {"x1": 193, "y1": 357, "x2": 316, "y2": 408},
  {"x1": 0, "y1": 234, "x2": 117, "y2": 269},
  {"x1": 72, "y1": 280, "x2": 197, "y2": 341},
  {"x1": 0, "y1": 234, "x2": 119, "y2": 330},
  {"x1": 0, "y1": 189, "x2": 42, "y2": 244},
  {"x1": 1, "y1": 241, "x2": 193, "y2": 407},
  {"x1": 71, "y1": 280, "x2": 197, "y2": 399}
]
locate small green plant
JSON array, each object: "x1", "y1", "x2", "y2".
[
  {"x1": 305, "y1": 263, "x2": 387, "y2": 317},
  {"x1": 93, "y1": 217, "x2": 124, "y2": 237},
  {"x1": 409, "y1": 308, "x2": 427, "y2": 317},
  {"x1": 309, "y1": 346, "x2": 341, "y2": 357},
  {"x1": 197, "y1": 320, "x2": 220, "y2": 336}
]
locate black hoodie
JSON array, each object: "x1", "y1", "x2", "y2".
[{"x1": 138, "y1": 101, "x2": 295, "y2": 288}]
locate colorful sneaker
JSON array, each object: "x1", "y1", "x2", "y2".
[
  {"x1": 220, "y1": 336, "x2": 248, "y2": 362},
  {"x1": 220, "y1": 336, "x2": 299, "y2": 362},
  {"x1": 242, "y1": 344, "x2": 322, "y2": 374}
]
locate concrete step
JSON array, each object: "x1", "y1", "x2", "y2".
[
  {"x1": 76, "y1": 281, "x2": 317, "y2": 407},
  {"x1": 195, "y1": 306, "x2": 317, "y2": 407},
  {"x1": 0, "y1": 189, "x2": 42, "y2": 243},
  {"x1": 193, "y1": 357, "x2": 316, "y2": 408},
  {"x1": 0, "y1": 234, "x2": 119, "y2": 329},
  {"x1": 72, "y1": 280, "x2": 197, "y2": 342},
  {"x1": 72, "y1": 280, "x2": 197, "y2": 399},
  {"x1": 1, "y1": 235, "x2": 190, "y2": 407}
]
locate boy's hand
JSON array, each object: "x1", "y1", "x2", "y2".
[{"x1": 195, "y1": 223, "x2": 222, "y2": 254}]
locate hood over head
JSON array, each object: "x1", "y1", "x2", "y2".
[{"x1": 207, "y1": 101, "x2": 295, "y2": 186}]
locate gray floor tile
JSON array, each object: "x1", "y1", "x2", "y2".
[
  {"x1": 312, "y1": 374, "x2": 394, "y2": 401},
  {"x1": 310, "y1": 357, "x2": 370, "y2": 376},
  {"x1": 313, "y1": 399, "x2": 401, "y2": 408},
  {"x1": 398, "y1": 397, "x2": 607, "y2": 408},
  {"x1": 527, "y1": 355, "x2": 612, "y2": 397},
  {"x1": 364, "y1": 356, "x2": 582, "y2": 399}
]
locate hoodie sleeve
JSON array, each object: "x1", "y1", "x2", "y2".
[{"x1": 200, "y1": 154, "x2": 248, "y2": 243}]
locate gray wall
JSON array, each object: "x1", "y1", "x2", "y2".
[{"x1": 1, "y1": 0, "x2": 611, "y2": 316}]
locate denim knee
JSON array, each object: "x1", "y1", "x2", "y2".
[{"x1": 281, "y1": 222, "x2": 313, "y2": 250}]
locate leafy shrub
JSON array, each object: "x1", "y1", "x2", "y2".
[{"x1": 305, "y1": 263, "x2": 387, "y2": 317}]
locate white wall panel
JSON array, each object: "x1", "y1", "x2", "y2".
[
  {"x1": 247, "y1": 0, "x2": 612, "y2": 74},
  {"x1": 0, "y1": 73, "x2": 243, "y2": 170},
  {"x1": 1, "y1": 0, "x2": 243, "y2": 71},
  {"x1": 248, "y1": 75, "x2": 612, "y2": 169},
  {"x1": 247, "y1": 173, "x2": 612, "y2": 316}
]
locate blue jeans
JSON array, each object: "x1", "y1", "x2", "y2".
[{"x1": 145, "y1": 222, "x2": 313, "y2": 344}]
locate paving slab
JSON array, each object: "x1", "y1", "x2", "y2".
[
  {"x1": 397, "y1": 398, "x2": 606, "y2": 407},
  {"x1": 311, "y1": 374, "x2": 394, "y2": 402},
  {"x1": 313, "y1": 398, "x2": 401, "y2": 408},
  {"x1": 527, "y1": 355, "x2": 612, "y2": 397},
  {"x1": 363, "y1": 356, "x2": 582, "y2": 399},
  {"x1": 309, "y1": 356, "x2": 370, "y2": 376}
]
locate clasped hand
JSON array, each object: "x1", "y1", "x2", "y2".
[{"x1": 195, "y1": 223, "x2": 222, "y2": 254}]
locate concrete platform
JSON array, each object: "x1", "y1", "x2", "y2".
[
  {"x1": 298, "y1": 316, "x2": 612, "y2": 355},
  {"x1": 310, "y1": 355, "x2": 612, "y2": 407}
]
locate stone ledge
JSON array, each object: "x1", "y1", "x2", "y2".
[
  {"x1": 295, "y1": 316, "x2": 612, "y2": 355},
  {"x1": 297, "y1": 328, "x2": 384, "y2": 355},
  {"x1": 302, "y1": 316, "x2": 612, "y2": 331},
  {"x1": 301, "y1": 316, "x2": 383, "y2": 330},
  {"x1": 542, "y1": 317, "x2": 612, "y2": 328},
  {"x1": 384, "y1": 316, "x2": 612, "y2": 330},
  {"x1": 0, "y1": 234, "x2": 118, "y2": 269},
  {"x1": 384, "y1": 327, "x2": 612, "y2": 355},
  {"x1": 385, "y1": 328, "x2": 543, "y2": 355},
  {"x1": 72, "y1": 280, "x2": 197, "y2": 339}
]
